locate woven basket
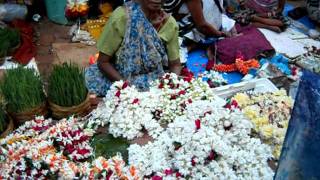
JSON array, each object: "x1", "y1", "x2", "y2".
[
  {"x1": 0, "y1": 57, "x2": 5, "y2": 66},
  {"x1": 9, "y1": 102, "x2": 48, "y2": 125},
  {"x1": 49, "y1": 93, "x2": 91, "y2": 120},
  {"x1": 0, "y1": 115, "x2": 15, "y2": 138}
]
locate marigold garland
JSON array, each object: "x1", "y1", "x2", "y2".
[{"x1": 213, "y1": 58, "x2": 260, "y2": 75}]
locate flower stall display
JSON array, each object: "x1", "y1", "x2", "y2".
[
  {"x1": 65, "y1": 0, "x2": 89, "y2": 21},
  {"x1": 87, "y1": 73, "x2": 225, "y2": 140},
  {"x1": 128, "y1": 100, "x2": 274, "y2": 179},
  {"x1": 0, "y1": 116, "x2": 139, "y2": 179},
  {"x1": 232, "y1": 90, "x2": 294, "y2": 159},
  {"x1": 0, "y1": 71, "x2": 294, "y2": 179},
  {"x1": 0, "y1": 67, "x2": 47, "y2": 124}
]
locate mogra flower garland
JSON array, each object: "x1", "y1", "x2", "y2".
[
  {"x1": 128, "y1": 100, "x2": 274, "y2": 179},
  {"x1": 87, "y1": 73, "x2": 225, "y2": 140}
]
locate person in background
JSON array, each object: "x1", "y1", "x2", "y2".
[
  {"x1": 288, "y1": 0, "x2": 319, "y2": 24},
  {"x1": 232, "y1": 0, "x2": 288, "y2": 32},
  {"x1": 163, "y1": 0, "x2": 238, "y2": 44},
  {"x1": 306, "y1": 0, "x2": 319, "y2": 24},
  {"x1": 85, "y1": 0, "x2": 181, "y2": 96}
]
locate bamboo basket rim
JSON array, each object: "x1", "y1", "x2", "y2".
[
  {"x1": 9, "y1": 102, "x2": 47, "y2": 116},
  {"x1": 8, "y1": 102, "x2": 48, "y2": 125},
  {"x1": 49, "y1": 93, "x2": 91, "y2": 119},
  {"x1": 48, "y1": 92, "x2": 90, "y2": 110}
]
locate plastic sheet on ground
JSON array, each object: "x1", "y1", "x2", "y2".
[
  {"x1": 259, "y1": 28, "x2": 320, "y2": 58},
  {"x1": 275, "y1": 70, "x2": 320, "y2": 180},
  {"x1": 259, "y1": 28, "x2": 307, "y2": 58},
  {"x1": 0, "y1": 57, "x2": 39, "y2": 73}
]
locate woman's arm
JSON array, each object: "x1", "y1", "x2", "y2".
[
  {"x1": 186, "y1": 0, "x2": 224, "y2": 37},
  {"x1": 169, "y1": 59, "x2": 182, "y2": 75},
  {"x1": 276, "y1": 0, "x2": 285, "y2": 14},
  {"x1": 97, "y1": 52, "x2": 124, "y2": 81}
]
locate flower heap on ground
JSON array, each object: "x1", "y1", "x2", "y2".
[
  {"x1": 87, "y1": 80, "x2": 164, "y2": 140},
  {"x1": 232, "y1": 90, "x2": 294, "y2": 159},
  {"x1": 128, "y1": 100, "x2": 274, "y2": 179},
  {"x1": 0, "y1": 116, "x2": 52, "y2": 162},
  {"x1": 152, "y1": 73, "x2": 225, "y2": 124},
  {"x1": 0, "y1": 116, "x2": 139, "y2": 179},
  {"x1": 87, "y1": 73, "x2": 225, "y2": 140}
]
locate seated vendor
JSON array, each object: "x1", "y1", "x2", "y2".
[
  {"x1": 233, "y1": 0, "x2": 288, "y2": 32},
  {"x1": 306, "y1": 0, "x2": 319, "y2": 24},
  {"x1": 288, "y1": 0, "x2": 319, "y2": 24},
  {"x1": 163, "y1": 0, "x2": 238, "y2": 44},
  {"x1": 85, "y1": 0, "x2": 182, "y2": 96}
]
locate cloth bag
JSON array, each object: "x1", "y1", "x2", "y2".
[{"x1": 275, "y1": 70, "x2": 320, "y2": 179}]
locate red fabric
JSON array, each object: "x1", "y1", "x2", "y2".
[
  {"x1": 216, "y1": 25, "x2": 274, "y2": 64},
  {"x1": 11, "y1": 20, "x2": 36, "y2": 65}
]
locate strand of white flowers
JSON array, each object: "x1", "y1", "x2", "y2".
[{"x1": 128, "y1": 100, "x2": 274, "y2": 179}]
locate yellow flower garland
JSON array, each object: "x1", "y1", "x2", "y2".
[{"x1": 232, "y1": 90, "x2": 293, "y2": 159}]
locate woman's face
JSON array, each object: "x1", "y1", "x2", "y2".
[{"x1": 141, "y1": 0, "x2": 164, "y2": 11}]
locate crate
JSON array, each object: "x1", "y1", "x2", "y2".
[{"x1": 212, "y1": 78, "x2": 278, "y2": 98}]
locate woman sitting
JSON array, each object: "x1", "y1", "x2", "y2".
[
  {"x1": 163, "y1": 0, "x2": 238, "y2": 44},
  {"x1": 231, "y1": 0, "x2": 288, "y2": 32},
  {"x1": 85, "y1": 0, "x2": 182, "y2": 96}
]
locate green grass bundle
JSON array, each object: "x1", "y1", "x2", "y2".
[
  {"x1": 0, "y1": 67, "x2": 45, "y2": 114},
  {"x1": 48, "y1": 63, "x2": 87, "y2": 107},
  {"x1": 0, "y1": 27, "x2": 20, "y2": 57}
]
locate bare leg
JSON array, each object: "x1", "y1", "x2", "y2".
[
  {"x1": 251, "y1": 15, "x2": 284, "y2": 27},
  {"x1": 207, "y1": 46, "x2": 215, "y2": 61},
  {"x1": 252, "y1": 22, "x2": 282, "y2": 33}
]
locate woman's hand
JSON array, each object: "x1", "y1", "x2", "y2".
[
  {"x1": 97, "y1": 52, "x2": 124, "y2": 81},
  {"x1": 186, "y1": 0, "x2": 223, "y2": 37},
  {"x1": 169, "y1": 59, "x2": 182, "y2": 75}
]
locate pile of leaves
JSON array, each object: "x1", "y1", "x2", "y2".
[{"x1": 0, "y1": 27, "x2": 20, "y2": 57}]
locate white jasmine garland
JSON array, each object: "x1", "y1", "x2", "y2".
[
  {"x1": 151, "y1": 73, "x2": 223, "y2": 124},
  {"x1": 128, "y1": 100, "x2": 274, "y2": 179},
  {"x1": 88, "y1": 81, "x2": 163, "y2": 140},
  {"x1": 88, "y1": 74, "x2": 225, "y2": 140},
  {"x1": 199, "y1": 70, "x2": 227, "y2": 88}
]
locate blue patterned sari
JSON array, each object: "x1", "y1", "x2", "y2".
[{"x1": 85, "y1": 2, "x2": 169, "y2": 96}]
